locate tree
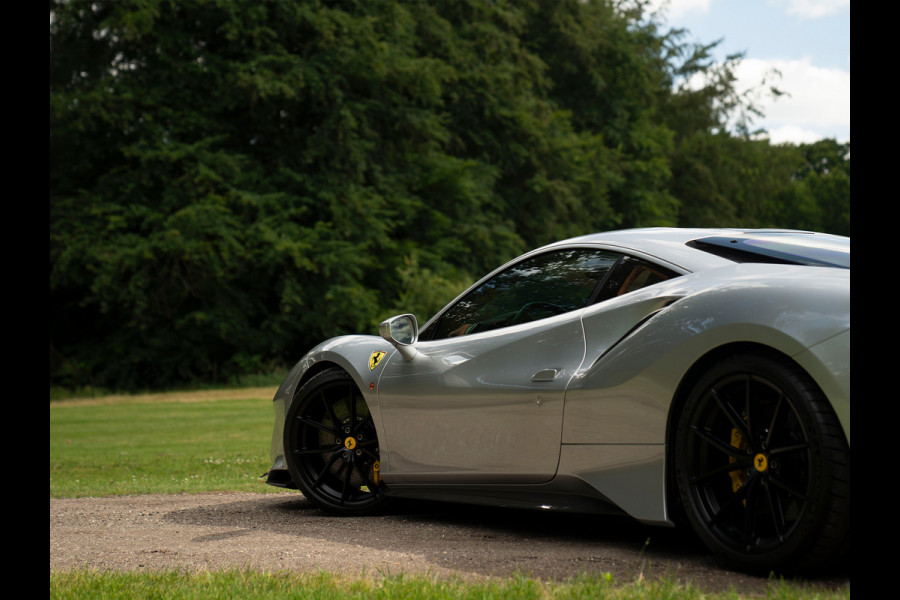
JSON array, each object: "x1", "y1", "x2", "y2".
[{"x1": 50, "y1": 0, "x2": 849, "y2": 391}]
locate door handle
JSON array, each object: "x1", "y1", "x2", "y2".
[{"x1": 531, "y1": 368, "x2": 559, "y2": 382}]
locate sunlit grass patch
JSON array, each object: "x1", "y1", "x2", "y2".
[
  {"x1": 49, "y1": 569, "x2": 851, "y2": 600},
  {"x1": 50, "y1": 393, "x2": 277, "y2": 498}
]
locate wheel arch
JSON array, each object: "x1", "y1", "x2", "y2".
[
  {"x1": 289, "y1": 355, "x2": 390, "y2": 466},
  {"x1": 297, "y1": 359, "x2": 345, "y2": 391},
  {"x1": 283, "y1": 366, "x2": 390, "y2": 515},
  {"x1": 269, "y1": 336, "x2": 396, "y2": 490},
  {"x1": 267, "y1": 360, "x2": 355, "y2": 490},
  {"x1": 662, "y1": 341, "x2": 851, "y2": 572},
  {"x1": 663, "y1": 342, "x2": 821, "y2": 521}
]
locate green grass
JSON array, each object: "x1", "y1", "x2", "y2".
[
  {"x1": 49, "y1": 569, "x2": 849, "y2": 600},
  {"x1": 50, "y1": 388, "x2": 278, "y2": 497}
]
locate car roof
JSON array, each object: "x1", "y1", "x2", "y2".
[{"x1": 543, "y1": 227, "x2": 850, "y2": 272}]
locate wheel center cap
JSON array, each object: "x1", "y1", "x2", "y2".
[
  {"x1": 753, "y1": 453, "x2": 768, "y2": 472},
  {"x1": 344, "y1": 437, "x2": 357, "y2": 450}
]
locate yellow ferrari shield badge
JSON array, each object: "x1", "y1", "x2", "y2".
[{"x1": 369, "y1": 350, "x2": 386, "y2": 371}]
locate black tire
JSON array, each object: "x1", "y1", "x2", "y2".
[
  {"x1": 674, "y1": 353, "x2": 850, "y2": 574},
  {"x1": 284, "y1": 368, "x2": 388, "y2": 516}
]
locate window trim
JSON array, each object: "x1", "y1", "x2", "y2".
[{"x1": 419, "y1": 245, "x2": 683, "y2": 341}]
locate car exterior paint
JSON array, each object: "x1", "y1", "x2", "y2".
[{"x1": 266, "y1": 227, "x2": 850, "y2": 572}]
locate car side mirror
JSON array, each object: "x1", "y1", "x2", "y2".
[{"x1": 378, "y1": 314, "x2": 419, "y2": 361}]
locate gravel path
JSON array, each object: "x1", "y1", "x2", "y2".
[{"x1": 50, "y1": 491, "x2": 850, "y2": 594}]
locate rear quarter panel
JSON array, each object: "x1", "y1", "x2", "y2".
[
  {"x1": 563, "y1": 264, "x2": 850, "y2": 445},
  {"x1": 556, "y1": 264, "x2": 848, "y2": 524}
]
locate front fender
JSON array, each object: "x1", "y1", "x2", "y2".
[{"x1": 269, "y1": 335, "x2": 397, "y2": 474}]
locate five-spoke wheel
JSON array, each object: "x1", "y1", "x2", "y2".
[
  {"x1": 284, "y1": 368, "x2": 388, "y2": 515},
  {"x1": 675, "y1": 353, "x2": 849, "y2": 573}
]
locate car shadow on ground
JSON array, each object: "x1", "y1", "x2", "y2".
[{"x1": 166, "y1": 492, "x2": 849, "y2": 594}]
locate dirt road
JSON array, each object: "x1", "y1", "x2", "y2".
[{"x1": 50, "y1": 491, "x2": 849, "y2": 594}]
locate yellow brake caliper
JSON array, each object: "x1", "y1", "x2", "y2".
[{"x1": 729, "y1": 428, "x2": 747, "y2": 497}]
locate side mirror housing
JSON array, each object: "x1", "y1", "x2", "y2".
[{"x1": 378, "y1": 314, "x2": 419, "y2": 361}]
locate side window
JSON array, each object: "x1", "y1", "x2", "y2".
[
  {"x1": 427, "y1": 248, "x2": 621, "y2": 340},
  {"x1": 592, "y1": 256, "x2": 679, "y2": 303}
]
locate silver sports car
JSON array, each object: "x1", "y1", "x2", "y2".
[{"x1": 265, "y1": 227, "x2": 850, "y2": 573}]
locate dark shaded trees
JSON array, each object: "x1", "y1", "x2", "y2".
[{"x1": 50, "y1": 0, "x2": 849, "y2": 391}]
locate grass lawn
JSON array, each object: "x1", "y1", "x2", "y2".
[
  {"x1": 50, "y1": 387, "x2": 279, "y2": 498},
  {"x1": 49, "y1": 569, "x2": 852, "y2": 600}
]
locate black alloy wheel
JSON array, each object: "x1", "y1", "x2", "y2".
[
  {"x1": 284, "y1": 368, "x2": 388, "y2": 516},
  {"x1": 675, "y1": 353, "x2": 849, "y2": 573}
]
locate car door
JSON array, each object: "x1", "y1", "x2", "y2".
[{"x1": 375, "y1": 248, "x2": 622, "y2": 484}]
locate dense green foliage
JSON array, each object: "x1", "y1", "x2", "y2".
[{"x1": 50, "y1": 0, "x2": 850, "y2": 391}]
